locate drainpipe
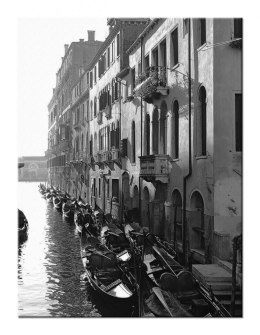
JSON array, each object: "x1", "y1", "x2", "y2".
[
  {"x1": 139, "y1": 37, "x2": 144, "y2": 226},
  {"x1": 182, "y1": 18, "x2": 192, "y2": 268}
]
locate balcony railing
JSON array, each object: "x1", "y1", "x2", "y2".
[
  {"x1": 133, "y1": 66, "x2": 169, "y2": 103},
  {"x1": 100, "y1": 151, "x2": 112, "y2": 163},
  {"x1": 139, "y1": 154, "x2": 169, "y2": 183},
  {"x1": 111, "y1": 148, "x2": 120, "y2": 162},
  {"x1": 104, "y1": 105, "x2": 112, "y2": 119}
]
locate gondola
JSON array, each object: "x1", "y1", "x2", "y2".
[
  {"x1": 53, "y1": 195, "x2": 63, "y2": 210},
  {"x1": 80, "y1": 233, "x2": 137, "y2": 310},
  {"x1": 18, "y1": 209, "x2": 28, "y2": 242},
  {"x1": 129, "y1": 232, "x2": 231, "y2": 317},
  {"x1": 62, "y1": 200, "x2": 74, "y2": 218}
]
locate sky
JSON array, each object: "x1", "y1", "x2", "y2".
[{"x1": 17, "y1": 18, "x2": 108, "y2": 157}]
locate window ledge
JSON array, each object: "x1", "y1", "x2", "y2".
[
  {"x1": 197, "y1": 42, "x2": 207, "y2": 52},
  {"x1": 171, "y1": 158, "x2": 179, "y2": 162},
  {"x1": 171, "y1": 63, "x2": 180, "y2": 71},
  {"x1": 131, "y1": 162, "x2": 136, "y2": 166},
  {"x1": 195, "y1": 155, "x2": 207, "y2": 160}
]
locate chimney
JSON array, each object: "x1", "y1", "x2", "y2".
[
  {"x1": 88, "y1": 30, "x2": 95, "y2": 42},
  {"x1": 64, "y1": 44, "x2": 69, "y2": 54}
]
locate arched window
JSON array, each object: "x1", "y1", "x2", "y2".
[
  {"x1": 197, "y1": 86, "x2": 207, "y2": 156},
  {"x1": 172, "y1": 100, "x2": 179, "y2": 159},
  {"x1": 131, "y1": 121, "x2": 136, "y2": 163},
  {"x1": 146, "y1": 113, "x2": 150, "y2": 155},
  {"x1": 160, "y1": 101, "x2": 167, "y2": 154}
]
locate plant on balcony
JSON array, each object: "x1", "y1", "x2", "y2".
[{"x1": 133, "y1": 66, "x2": 167, "y2": 101}]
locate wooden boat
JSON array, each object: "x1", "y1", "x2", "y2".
[
  {"x1": 62, "y1": 200, "x2": 74, "y2": 218},
  {"x1": 53, "y1": 196, "x2": 62, "y2": 210},
  {"x1": 18, "y1": 209, "x2": 28, "y2": 241},
  {"x1": 80, "y1": 234, "x2": 136, "y2": 309},
  {"x1": 132, "y1": 233, "x2": 231, "y2": 317}
]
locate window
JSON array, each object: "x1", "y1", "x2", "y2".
[
  {"x1": 90, "y1": 100, "x2": 93, "y2": 120},
  {"x1": 198, "y1": 19, "x2": 206, "y2": 47},
  {"x1": 197, "y1": 86, "x2": 207, "y2": 156},
  {"x1": 131, "y1": 67, "x2": 136, "y2": 91},
  {"x1": 107, "y1": 47, "x2": 110, "y2": 67},
  {"x1": 146, "y1": 114, "x2": 150, "y2": 155},
  {"x1": 98, "y1": 178, "x2": 101, "y2": 197},
  {"x1": 183, "y1": 18, "x2": 189, "y2": 37},
  {"x1": 93, "y1": 178, "x2": 96, "y2": 197},
  {"x1": 145, "y1": 54, "x2": 150, "y2": 71},
  {"x1": 94, "y1": 97, "x2": 97, "y2": 117},
  {"x1": 116, "y1": 33, "x2": 120, "y2": 57},
  {"x1": 112, "y1": 179, "x2": 119, "y2": 200},
  {"x1": 112, "y1": 41, "x2": 115, "y2": 62},
  {"x1": 234, "y1": 19, "x2": 242, "y2": 38},
  {"x1": 159, "y1": 40, "x2": 166, "y2": 67},
  {"x1": 138, "y1": 62, "x2": 141, "y2": 75},
  {"x1": 131, "y1": 121, "x2": 136, "y2": 163},
  {"x1": 152, "y1": 47, "x2": 159, "y2": 67},
  {"x1": 106, "y1": 178, "x2": 110, "y2": 197},
  {"x1": 94, "y1": 66, "x2": 97, "y2": 83},
  {"x1": 171, "y1": 28, "x2": 178, "y2": 67},
  {"x1": 90, "y1": 71, "x2": 93, "y2": 88},
  {"x1": 172, "y1": 100, "x2": 179, "y2": 159},
  {"x1": 235, "y1": 94, "x2": 242, "y2": 152}
]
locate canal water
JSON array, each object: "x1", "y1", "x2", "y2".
[{"x1": 18, "y1": 182, "x2": 121, "y2": 317}]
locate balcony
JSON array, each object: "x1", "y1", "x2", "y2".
[
  {"x1": 133, "y1": 66, "x2": 169, "y2": 103},
  {"x1": 100, "y1": 151, "x2": 112, "y2": 163},
  {"x1": 104, "y1": 105, "x2": 112, "y2": 119},
  {"x1": 139, "y1": 154, "x2": 169, "y2": 183},
  {"x1": 59, "y1": 139, "x2": 70, "y2": 152},
  {"x1": 93, "y1": 153, "x2": 102, "y2": 165},
  {"x1": 111, "y1": 148, "x2": 120, "y2": 162}
]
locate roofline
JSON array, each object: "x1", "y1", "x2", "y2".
[{"x1": 126, "y1": 18, "x2": 162, "y2": 54}]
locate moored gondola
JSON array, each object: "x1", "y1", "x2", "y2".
[
  {"x1": 129, "y1": 232, "x2": 231, "y2": 317},
  {"x1": 18, "y1": 209, "x2": 28, "y2": 242},
  {"x1": 80, "y1": 234, "x2": 137, "y2": 310}
]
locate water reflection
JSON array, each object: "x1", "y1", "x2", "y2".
[{"x1": 18, "y1": 182, "x2": 101, "y2": 317}]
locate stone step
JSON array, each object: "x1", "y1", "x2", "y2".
[
  {"x1": 205, "y1": 281, "x2": 232, "y2": 291},
  {"x1": 213, "y1": 290, "x2": 242, "y2": 298},
  {"x1": 192, "y1": 264, "x2": 232, "y2": 284},
  {"x1": 216, "y1": 260, "x2": 233, "y2": 274}
]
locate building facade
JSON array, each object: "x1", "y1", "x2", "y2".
[
  {"x1": 124, "y1": 18, "x2": 242, "y2": 265},
  {"x1": 47, "y1": 18, "x2": 242, "y2": 267},
  {"x1": 47, "y1": 31, "x2": 103, "y2": 192}
]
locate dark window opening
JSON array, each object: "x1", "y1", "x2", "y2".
[
  {"x1": 172, "y1": 100, "x2": 179, "y2": 159},
  {"x1": 235, "y1": 94, "x2": 242, "y2": 152},
  {"x1": 112, "y1": 179, "x2": 119, "y2": 200},
  {"x1": 171, "y1": 28, "x2": 178, "y2": 67},
  {"x1": 160, "y1": 40, "x2": 167, "y2": 67},
  {"x1": 131, "y1": 121, "x2": 136, "y2": 163},
  {"x1": 234, "y1": 19, "x2": 242, "y2": 38},
  {"x1": 152, "y1": 48, "x2": 158, "y2": 67},
  {"x1": 199, "y1": 19, "x2": 206, "y2": 46}
]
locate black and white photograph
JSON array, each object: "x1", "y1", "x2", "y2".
[{"x1": 3, "y1": 0, "x2": 259, "y2": 332}]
